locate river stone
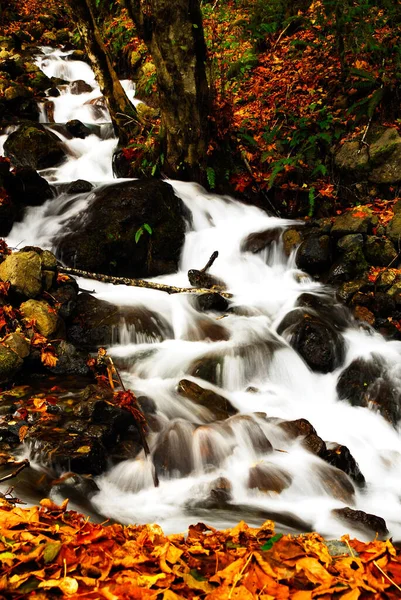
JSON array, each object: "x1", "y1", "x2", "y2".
[
  {"x1": 332, "y1": 207, "x2": 373, "y2": 236},
  {"x1": 296, "y1": 235, "x2": 331, "y2": 275},
  {"x1": 6, "y1": 167, "x2": 52, "y2": 206},
  {"x1": 337, "y1": 279, "x2": 366, "y2": 303},
  {"x1": 70, "y1": 79, "x2": 93, "y2": 94},
  {"x1": 337, "y1": 357, "x2": 401, "y2": 426},
  {"x1": 323, "y1": 442, "x2": 365, "y2": 486},
  {"x1": 332, "y1": 507, "x2": 388, "y2": 538},
  {"x1": 314, "y1": 463, "x2": 355, "y2": 504},
  {"x1": 2, "y1": 332, "x2": 30, "y2": 359},
  {"x1": 193, "y1": 292, "x2": 229, "y2": 313},
  {"x1": 66, "y1": 119, "x2": 91, "y2": 139},
  {"x1": 370, "y1": 144, "x2": 401, "y2": 183},
  {"x1": 364, "y1": 235, "x2": 397, "y2": 266},
  {"x1": 4, "y1": 123, "x2": 67, "y2": 170},
  {"x1": 20, "y1": 299, "x2": 61, "y2": 338},
  {"x1": 177, "y1": 379, "x2": 237, "y2": 421},
  {"x1": 153, "y1": 420, "x2": 195, "y2": 477},
  {"x1": 248, "y1": 462, "x2": 292, "y2": 494},
  {"x1": 0, "y1": 251, "x2": 42, "y2": 298},
  {"x1": 241, "y1": 227, "x2": 282, "y2": 254},
  {"x1": 68, "y1": 292, "x2": 173, "y2": 350},
  {"x1": 282, "y1": 228, "x2": 303, "y2": 256},
  {"x1": 280, "y1": 313, "x2": 345, "y2": 373},
  {"x1": 386, "y1": 212, "x2": 401, "y2": 244},
  {"x1": 0, "y1": 344, "x2": 23, "y2": 383},
  {"x1": 223, "y1": 415, "x2": 273, "y2": 454},
  {"x1": 48, "y1": 341, "x2": 89, "y2": 376},
  {"x1": 55, "y1": 179, "x2": 187, "y2": 278},
  {"x1": 278, "y1": 418, "x2": 327, "y2": 456},
  {"x1": 66, "y1": 179, "x2": 93, "y2": 194}
]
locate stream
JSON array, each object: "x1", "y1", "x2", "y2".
[{"x1": 2, "y1": 47, "x2": 401, "y2": 540}]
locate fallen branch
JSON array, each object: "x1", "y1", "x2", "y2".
[
  {"x1": 57, "y1": 266, "x2": 233, "y2": 298},
  {"x1": 0, "y1": 459, "x2": 29, "y2": 484}
]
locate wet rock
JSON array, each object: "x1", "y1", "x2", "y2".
[
  {"x1": 337, "y1": 357, "x2": 401, "y2": 425},
  {"x1": 332, "y1": 207, "x2": 374, "y2": 236},
  {"x1": 68, "y1": 293, "x2": 172, "y2": 350},
  {"x1": 0, "y1": 344, "x2": 23, "y2": 384},
  {"x1": 364, "y1": 236, "x2": 397, "y2": 267},
  {"x1": 153, "y1": 420, "x2": 195, "y2": 477},
  {"x1": 278, "y1": 418, "x2": 327, "y2": 456},
  {"x1": 248, "y1": 462, "x2": 292, "y2": 494},
  {"x1": 189, "y1": 355, "x2": 223, "y2": 386},
  {"x1": 224, "y1": 415, "x2": 273, "y2": 454},
  {"x1": 56, "y1": 180, "x2": 187, "y2": 278},
  {"x1": 66, "y1": 179, "x2": 93, "y2": 194},
  {"x1": 20, "y1": 299, "x2": 62, "y2": 338},
  {"x1": 2, "y1": 332, "x2": 30, "y2": 359},
  {"x1": 241, "y1": 227, "x2": 282, "y2": 254},
  {"x1": 6, "y1": 167, "x2": 53, "y2": 206},
  {"x1": 137, "y1": 395, "x2": 157, "y2": 415},
  {"x1": 353, "y1": 305, "x2": 375, "y2": 326},
  {"x1": 283, "y1": 229, "x2": 303, "y2": 256},
  {"x1": 188, "y1": 270, "x2": 226, "y2": 290},
  {"x1": 4, "y1": 123, "x2": 67, "y2": 170},
  {"x1": 280, "y1": 313, "x2": 345, "y2": 373},
  {"x1": 112, "y1": 148, "x2": 134, "y2": 178},
  {"x1": 183, "y1": 317, "x2": 230, "y2": 342},
  {"x1": 177, "y1": 379, "x2": 237, "y2": 421},
  {"x1": 295, "y1": 292, "x2": 351, "y2": 330},
  {"x1": 70, "y1": 79, "x2": 93, "y2": 94},
  {"x1": 372, "y1": 292, "x2": 396, "y2": 317},
  {"x1": 323, "y1": 443, "x2": 365, "y2": 486},
  {"x1": 65, "y1": 119, "x2": 91, "y2": 139},
  {"x1": 332, "y1": 507, "x2": 388, "y2": 537},
  {"x1": 334, "y1": 234, "x2": 369, "y2": 280},
  {"x1": 386, "y1": 212, "x2": 401, "y2": 245},
  {"x1": 193, "y1": 292, "x2": 229, "y2": 313},
  {"x1": 296, "y1": 235, "x2": 331, "y2": 275},
  {"x1": 337, "y1": 279, "x2": 366, "y2": 303},
  {"x1": 48, "y1": 341, "x2": 89, "y2": 376},
  {"x1": 43, "y1": 100, "x2": 55, "y2": 123},
  {"x1": 315, "y1": 463, "x2": 355, "y2": 503},
  {"x1": 0, "y1": 250, "x2": 42, "y2": 298},
  {"x1": 51, "y1": 281, "x2": 78, "y2": 320}
]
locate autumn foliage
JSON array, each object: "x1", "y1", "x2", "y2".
[{"x1": 0, "y1": 497, "x2": 399, "y2": 598}]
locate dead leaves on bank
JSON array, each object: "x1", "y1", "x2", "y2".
[{"x1": 0, "y1": 499, "x2": 399, "y2": 599}]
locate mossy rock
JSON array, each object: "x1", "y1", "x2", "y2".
[
  {"x1": 20, "y1": 299, "x2": 62, "y2": 338},
  {"x1": 364, "y1": 236, "x2": 397, "y2": 267},
  {"x1": 0, "y1": 251, "x2": 42, "y2": 298},
  {"x1": 4, "y1": 123, "x2": 66, "y2": 170},
  {"x1": 332, "y1": 207, "x2": 374, "y2": 236}
]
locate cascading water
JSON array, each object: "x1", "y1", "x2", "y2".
[{"x1": 4, "y1": 47, "x2": 401, "y2": 539}]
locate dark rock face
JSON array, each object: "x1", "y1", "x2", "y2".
[
  {"x1": 279, "y1": 312, "x2": 345, "y2": 373},
  {"x1": 332, "y1": 507, "x2": 388, "y2": 538},
  {"x1": 177, "y1": 379, "x2": 237, "y2": 421},
  {"x1": 323, "y1": 443, "x2": 365, "y2": 487},
  {"x1": 55, "y1": 179, "x2": 187, "y2": 278},
  {"x1": 193, "y1": 292, "x2": 229, "y2": 313},
  {"x1": 68, "y1": 293, "x2": 173, "y2": 350},
  {"x1": 6, "y1": 167, "x2": 53, "y2": 206},
  {"x1": 241, "y1": 227, "x2": 282, "y2": 254},
  {"x1": 4, "y1": 123, "x2": 67, "y2": 169},
  {"x1": 296, "y1": 235, "x2": 331, "y2": 275},
  {"x1": 337, "y1": 357, "x2": 401, "y2": 425},
  {"x1": 65, "y1": 119, "x2": 91, "y2": 139},
  {"x1": 278, "y1": 418, "x2": 327, "y2": 457}
]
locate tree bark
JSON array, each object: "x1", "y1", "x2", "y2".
[
  {"x1": 125, "y1": 0, "x2": 210, "y2": 180},
  {"x1": 66, "y1": 0, "x2": 138, "y2": 145}
]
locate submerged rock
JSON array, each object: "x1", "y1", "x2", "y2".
[
  {"x1": 177, "y1": 379, "x2": 237, "y2": 421},
  {"x1": 66, "y1": 179, "x2": 93, "y2": 194},
  {"x1": 193, "y1": 292, "x2": 229, "y2": 313},
  {"x1": 68, "y1": 293, "x2": 172, "y2": 350},
  {"x1": 153, "y1": 420, "x2": 195, "y2": 478},
  {"x1": 241, "y1": 227, "x2": 282, "y2": 254},
  {"x1": 55, "y1": 179, "x2": 187, "y2": 278},
  {"x1": 248, "y1": 462, "x2": 292, "y2": 494}
]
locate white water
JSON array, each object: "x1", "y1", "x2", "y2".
[{"x1": 3, "y1": 48, "x2": 401, "y2": 539}]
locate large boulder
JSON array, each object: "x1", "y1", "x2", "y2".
[
  {"x1": 4, "y1": 123, "x2": 67, "y2": 169},
  {"x1": 335, "y1": 126, "x2": 401, "y2": 184},
  {"x1": 20, "y1": 299, "x2": 63, "y2": 338},
  {"x1": 55, "y1": 180, "x2": 187, "y2": 278},
  {"x1": 6, "y1": 167, "x2": 53, "y2": 206},
  {"x1": 0, "y1": 250, "x2": 42, "y2": 298},
  {"x1": 68, "y1": 293, "x2": 173, "y2": 350}
]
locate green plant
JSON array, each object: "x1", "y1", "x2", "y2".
[
  {"x1": 206, "y1": 166, "x2": 216, "y2": 189},
  {"x1": 135, "y1": 223, "x2": 153, "y2": 244}
]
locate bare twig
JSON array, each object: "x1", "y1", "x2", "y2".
[
  {"x1": 0, "y1": 459, "x2": 29, "y2": 484},
  {"x1": 373, "y1": 560, "x2": 401, "y2": 592}
]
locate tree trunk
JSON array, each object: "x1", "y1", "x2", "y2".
[
  {"x1": 125, "y1": 0, "x2": 210, "y2": 180},
  {"x1": 67, "y1": 0, "x2": 138, "y2": 145}
]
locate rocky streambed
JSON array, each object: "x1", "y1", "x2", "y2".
[{"x1": 0, "y1": 41, "x2": 401, "y2": 539}]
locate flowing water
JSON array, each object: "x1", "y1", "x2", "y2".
[{"x1": 3, "y1": 47, "x2": 401, "y2": 539}]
